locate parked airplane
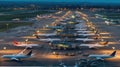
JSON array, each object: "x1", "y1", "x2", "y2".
[
  {"x1": 45, "y1": 25, "x2": 63, "y2": 30},
  {"x1": 1, "y1": 48, "x2": 33, "y2": 61},
  {"x1": 88, "y1": 50, "x2": 116, "y2": 60},
  {"x1": 74, "y1": 28, "x2": 87, "y2": 31},
  {"x1": 78, "y1": 33, "x2": 96, "y2": 36},
  {"x1": 75, "y1": 38, "x2": 95, "y2": 42},
  {"x1": 39, "y1": 38, "x2": 61, "y2": 42},
  {"x1": 35, "y1": 33, "x2": 56, "y2": 37},
  {"x1": 80, "y1": 41, "x2": 109, "y2": 48},
  {"x1": 77, "y1": 31, "x2": 92, "y2": 33},
  {"x1": 39, "y1": 37, "x2": 94, "y2": 42},
  {"x1": 13, "y1": 40, "x2": 39, "y2": 48}
]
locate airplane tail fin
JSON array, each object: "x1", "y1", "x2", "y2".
[
  {"x1": 110, "y1": 51, "x2": 116, "y2": 57},
  {"x1": 35, "y1": 35, "x2": 40, "y2": 39},
  {"x1": 95, "y1": 30, "x2": 98, "y2": 34},
  {"x1": 13, "y1": 40, "x2": 19, "y2": 46},
  {"x1": 26, "y1": 50, "x2": 32, "y2": 56}
]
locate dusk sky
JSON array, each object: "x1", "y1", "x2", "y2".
[{"x1": 1, "y1": 0, "x2": 120, "y2": 3}]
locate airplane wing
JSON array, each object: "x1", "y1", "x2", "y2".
[
  {"x1": 17, "y1": 47, "x2": 27, "y2": 55},
  {"x1": 14, "y1": 43, "x2": 26, "y2": 46},
  {"x1": 96, "y1": 57, "x2": 103, "y2": 60},
  {"x1": 11, "y1": 57, "x2": 19, "y2": 61}
]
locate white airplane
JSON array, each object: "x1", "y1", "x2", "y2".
[
  {"x1": 39, "y1": 38, "x2": 61, "y2": 42},
  {"x1": 80, "y1": 41, "x2": 109, "y2": 48},
  {"x1": 75, "y1": 38, "x2": 95, "y2": 42},
  {"x1": 39, "y1": 37, "x2": 95, "y2": 42},
  {"x1": 35, "y1": 33, "x2": 56, "y2": 37},
  {"x1": 77, "y1": 31, "x2": 92, "y2": 33},
  {"x1": 78, "y1": 33, "x2": 96, "y2": 36},
  {"x1": 88, "y1": 51, "x2": 116, "y2": 60},
  {"x1": 1, "y1": 48, "x2": 33, "y2": 61},
  {"x1": 13, "y1": 40, "x2": 39, "y2": 48},
  {"x1": 74, "y1": 28, "x2": 87, "y2": 31}
]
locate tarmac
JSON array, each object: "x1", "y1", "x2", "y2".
[{"x1": 0, "y1": 10, "x2": 120, "y2": 67}]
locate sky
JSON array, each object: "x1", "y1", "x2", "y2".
[{"x1": 1, "y1": 0, "x2": 120, "y2": 3}]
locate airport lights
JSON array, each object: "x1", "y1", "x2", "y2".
[
  {"x1": 101, "y1": 39, "x2": 104, "y2": 42},
  {"x1": 36, "y1": 30, "x2": 40, "y2": 34},
  {"x1": 71, "y1": 15, "x2": 75, "y2": 19},
  {"x1": 32, "y1": 34, "x2": 35, "y2": 36},
  {"x1": 25, "y1": 39, "x2": 28, "y2": 44},
  {"x1": 3, "y1": 47, "x2": 6, "y2": 50},
  {"x1": 112, "y1": 47, "x2": 115, "y2": 50}
]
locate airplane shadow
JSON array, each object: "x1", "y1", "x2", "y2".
[
  {"x1": 4, "y1": 59, "x2": 38, "y2": 63},
  {"x1": 4, "y1": 60, "x2": 24, "y2": 63}
]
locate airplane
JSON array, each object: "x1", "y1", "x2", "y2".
[
  {"x1": 13, "y1": 40, "x2": 39, "y2": 48},
  {"x1": 77, "y1": 31, "x2": 92, "y2": 33},
  {"x1": 74, "y1": 28, "x2": 87, "y2": 31},
  {"x1": 78, "y1": 33, "x2": 96, "y2": 36},
  {"x1": 36, "y1": 36, "x2": 69, "y2": 42},
  {"x1": 35, "y1": 33, "x2": 56, "y2": 37},
  {"x1": 39, "y1": 37, "x2": 95, "y2": 42},
  {"x1": 45, "y1": 25, "x2": 63, "y2": 30},
  {"x1": 1, "y1": 48, "x2": 33, "y2": 61},
  {"x1": 75, "y1": 38, "x2": 95, "y2": 42},
  {"x1": 80, "y1": 41, "x2": 109, "y2": 48},
  {"x1": 88, "y1": 50, "x2": 116, "y2": 60},
  {"x1": 38, "y1": 38, "x2": 61, "y2": 42}
]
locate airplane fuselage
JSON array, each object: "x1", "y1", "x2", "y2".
[
  {"x1": 88, "y1": 55, "x2": 113, "y2": 59},
  {"x1": 80, "y1": 43, "x2": 106, "y2": 48},
  {"x1": 2, "y1": 55, "x2": 30, "y2": 59}
]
